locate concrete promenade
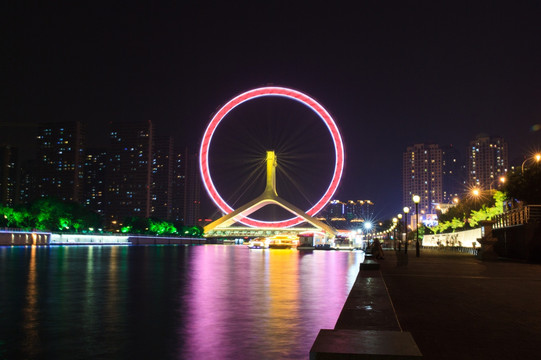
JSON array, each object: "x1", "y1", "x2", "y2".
[{"x1": 379, "y1": 248, "x2": 541, "y2": 359}]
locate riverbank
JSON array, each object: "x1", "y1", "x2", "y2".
[
  {"x1": 0, "y1": 230, "x2": 205, "y2": 246},
  {"x1": 313, "y1": 248, "x2": 541, "y2": 359}
]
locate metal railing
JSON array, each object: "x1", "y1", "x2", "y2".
[{"x1": 493, "y1": 205, "x2": 541, "y2": 229}]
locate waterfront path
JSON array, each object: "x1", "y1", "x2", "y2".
[{"x1": 379, "y1": 248, "x2": 541, "y2": 359}]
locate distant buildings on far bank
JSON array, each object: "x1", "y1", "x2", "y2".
[
  {"x1": 317, "y1": 199, "x2": 375, "y2": 230},
  {"x1": 402, "y1": 134, "x2": 509, "y2": 227},
  {"x1": 0, "y1": 121, "x2": 201, "y2": 229}
]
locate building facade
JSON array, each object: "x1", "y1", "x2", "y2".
[
  {"x1": 0, "y1": 145, "x2": 20, "y2": 206},
  {"x1": 183, "y1": 151, "x2": 201, "y2": 226},
  {"x1": 106, "y1": 121, "x2": 153, "y2": 224},
  {"x1": 151, "y1": 136, "x2": 174, "y2": 220},
  {"x1": 403, "y1": 143, "x2": 443, "y2": 219},
  {"x1": 468, "y1": 135, "x2": 508, "y2": 190},
  {"x1": 441, "y1": 144, "x2": 465, "y2": 203},
  {"x1": 36, "y1": 121, "x2": 84, "y2": 202},
  {"x1": 82, "y1": 148, "x2": 108, "y2": 215}
]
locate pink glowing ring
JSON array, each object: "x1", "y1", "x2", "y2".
[{"x1": 199, "y1": 87, "x2": 344, "y2": 228}]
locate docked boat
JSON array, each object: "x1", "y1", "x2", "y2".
[
  {"x1": 267, "y1": 234, "x2": 299, "y2": 249},
  {"x1": 247, "y1": 237, "x2": 270, "y2": 249}
]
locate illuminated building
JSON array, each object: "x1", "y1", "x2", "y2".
[
  {"x1": 183, "y1": 150, "x2": 201, "y2": 226},
  {"x1": 441, "y1": 144, "x2": 466, "y2": 202},
  {"x1": 36, "y1": 121, "x2": 84, "y2": 202},
  {"x1": 151, "y1": 136, "x2": 174, "y2": 220},
  {"x1": 106, "y1": 120, "x2": 153, "y2": 223},
  {"x1": 321, "y1": 199, "x2": 374, "y2": 229},
  {"x1": 0, "y1": 145, "x2": 20, "y2": 206},
  {"x1": 403, "y1": 143, "x2": 443, "y2": 219},
  {"x1": 327, "y1": 200, "x2": 346, "y2": 221},
  {"x1": 170, "y1": 147, "x2": 185, "y2": 223},
  {"x1": 82, "y1": 148, "x2": 108, "y2": 214},
  {"x1": 468, "y1": 135, "x2": 508, "y2": 189}
]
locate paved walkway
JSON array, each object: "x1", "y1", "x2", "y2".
[{"x1": 378, "y1": 248, "x2": 541, "y2": 359}]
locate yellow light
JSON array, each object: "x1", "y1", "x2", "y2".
[{"x1": 412, "y1": 195, "x2": 420, "y2": 204}]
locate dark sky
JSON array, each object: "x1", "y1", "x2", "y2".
[{"x1": 2, "y1": 1, "x2": 541, "y2": 220}]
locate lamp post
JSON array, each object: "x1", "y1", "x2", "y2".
[
  {"x1": 392, "y1": 217, "x2": 398, "y2": 250},
  {"x1": 403, "y1": 207, "x2": 409, "y2": 253},
  {"x1": 413, "y1": 195, "x2": 420, "y2": 257},
  {"x1": 522, "y1": 153, "x2": 541, "y2": 173},
  {"x1": 397, "y1": 214, "x2": 403, "y2": 251}
]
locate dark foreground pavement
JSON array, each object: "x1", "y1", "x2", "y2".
[{"x1": 379, "y1": 248, "x2": 541, "y2": 359}]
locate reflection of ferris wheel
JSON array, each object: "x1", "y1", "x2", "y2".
[{"x1": 200, "y1": 86, "x2": 344, "y2": 228}]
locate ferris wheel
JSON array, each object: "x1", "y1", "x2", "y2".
[{"x1": 199, "y1": 86, "x2": 345, "y2": 228}]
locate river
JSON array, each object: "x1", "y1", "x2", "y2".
[{"x1": 0, "y1": 245, "x2": 364, "y2": 359}]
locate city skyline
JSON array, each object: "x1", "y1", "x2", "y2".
[
  {"x1": 0, "y1": 120, "x2": 518, "y2": 225},
  {"x1": 3, "y1": 1, "x2": 540, "y2": 219}
]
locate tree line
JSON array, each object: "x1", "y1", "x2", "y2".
[{"x1": 0, "y1": 197, "x2": 202, "y2": 237}]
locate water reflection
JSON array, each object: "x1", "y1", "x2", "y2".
[
  {"x1": 23, "y1": 245, "x2": 40, "y2": 358},
  {"x1": 182, "y1": 247, "x2": 363, "y2": 359},
  {"x1": 1, "y1": 245, "x2": 363, "y2": 359}
]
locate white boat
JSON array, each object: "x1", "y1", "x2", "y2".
[{"x1": 247, "y1": 237, "x2": 269, "y2": 249}]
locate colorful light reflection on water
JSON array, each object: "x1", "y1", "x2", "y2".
[{"x1": 0, "y1": 245, "x2": 363, "y2": 359}]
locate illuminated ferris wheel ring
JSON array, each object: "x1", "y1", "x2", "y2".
[{"x1": 199, "y1": 86, "x2": 345, "y2": 228}]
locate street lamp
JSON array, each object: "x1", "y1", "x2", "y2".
[
  {"x1": 403, "y1": 207, "x2": 410, "y2": 254},
  {"x1": 413, "y1": 195, "x2": 420, "y2": 257},
  {"x1": 363, "y1": 221, "x2": 373, "y2": 239},
  {"x1": 489, "y1": 176, "x2": 506, "y2": 191},
  {"x1": 521, "y1": 153, "x2": 541, "y2": 172},
  {"x1": 392, "y1": 217, "x2": 398, "y2": 250},
  {"x1": 397, "y1": 214, "x2": 403, "y2": 250}
]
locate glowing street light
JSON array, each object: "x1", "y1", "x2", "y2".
[
  {"x1": 413, "y1": 195, "x2": 421, "y2": 257},
  {"x1": 521, "y1": 152, "x2": 541, "y2": 172},
  {"x1": 363, "y1": 221, "x2": 373, "y2": 231},
  {"x1": 403, "y1": 207, "x2": 410, "y2": 254}
]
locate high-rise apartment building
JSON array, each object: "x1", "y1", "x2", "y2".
[
  {"x1": 403, "y1": 143, "x2": 443, "y2": 218},
  {"x1": 170, "y1": 147, "x2": 185, "y2": 223},
  {"x1": 36, "y1": 121, "x2": 84, "y2": 202},
  {"x1": 320, "y1": 199, "x2": 375, "y2": 229},
  {"x1": 82, "y1": 148, "x2": 108, "y2": 215},
  {"x1": 152, "y1": 136, "x2": 174, "y2": 220},
  {"x1": 468, "y1": 135, "x2": 508, "y2": 189},
  {"x1": 106, "y1": 121, "x2": 153, "y2": 224},
  {"x1": 183, "y1": 151, "x2": 201, "y2": 226},
  {"x1": 441, "y1": 145, "x2": 465, "y2": 202},
  {"x1": 0, "y1": 145, "x2": 20, "y2": 206},
  {"x1": 344, "y1": 200, "x2": 374, "y2": 221}
]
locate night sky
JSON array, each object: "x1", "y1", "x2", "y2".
[{"x1": 3, "y1": 1, "x2": 541, "y2": 220}]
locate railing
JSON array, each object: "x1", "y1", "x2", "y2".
[{"x1": 493, "y1": 205, "x2": 541, "y2": 229}]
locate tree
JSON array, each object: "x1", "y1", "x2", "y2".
[
  {"x1": 121, "y1": 216, "x2": 149, "y2": 234},
  {"x1": 502, "y1": 166, "x2": 541, "y2": 205}
]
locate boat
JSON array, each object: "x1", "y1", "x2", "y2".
[
  {"x1": 247, "y1": 237, "x2": 269, "y2": 249},
  {"x1": 267, "y1": 234, "x2": 299, "y2": 249}
]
